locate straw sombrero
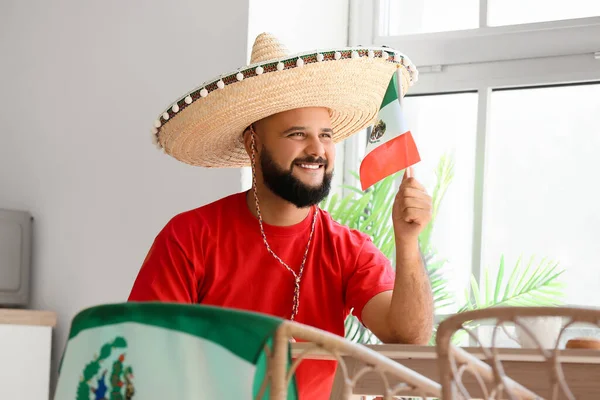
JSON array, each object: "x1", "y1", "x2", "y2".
[{"x1": 151, "y1": 32, "x2": 418, "y2": 168}]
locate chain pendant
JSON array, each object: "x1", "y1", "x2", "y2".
[{"x1": 249, "y1": 129, "x2": 317, "y2": 322}]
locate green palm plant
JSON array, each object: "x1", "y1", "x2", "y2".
[
  {"x1": 461, "y1": 254, "x2": 566, "y2": 312},
  {"x1": 320, "y1": 153, "x2": 566, "y2": 345}
]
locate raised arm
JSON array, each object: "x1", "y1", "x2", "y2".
[{"x1": 361, "y1": 168, "x2": 434, "y2": 344}]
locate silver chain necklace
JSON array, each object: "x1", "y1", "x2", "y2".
[{"x1": 250, "y1": 130, "x2": 318, "y2": 321}]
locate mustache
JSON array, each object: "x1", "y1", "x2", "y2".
[{"x1": 292, "y1": 156, "x2": 328, "y2": 166}]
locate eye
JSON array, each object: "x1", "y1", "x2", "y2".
[{"x1": 287, "y1": 131, "x2": 305, "y2": 138}]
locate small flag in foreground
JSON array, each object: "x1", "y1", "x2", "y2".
[{"x1": 359, "y1": 70, "x2": 420, "y2": 190}]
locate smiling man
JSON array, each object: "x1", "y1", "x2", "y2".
[{"x1": 128, "y1": 33, "x2": 434, "y2": 399}]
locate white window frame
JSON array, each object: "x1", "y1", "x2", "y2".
[{"x1": 345, "y1": 0, "x2": 600, "y2": 310}]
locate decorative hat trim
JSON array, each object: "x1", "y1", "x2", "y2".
[{"x1": 151, "y1": 46, "x2": 417, "y2": 148}]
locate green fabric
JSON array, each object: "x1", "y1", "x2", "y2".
[
  {"x1": 68, "y1": 302, "x2": 283, "y2": 366},
  {"x1": 253, "y1": 337, "x2": 299, "y2": 400},
  {"x1": 380, "y1": 72, "x2": 399, "y2": 110}
]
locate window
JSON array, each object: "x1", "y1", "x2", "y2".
[
  {"x1": 404, "y1": 93, "x2": 478, "y2": 314},
  {"x1": 387, "y1": 0, "x2": 479, "y2": 35},
  {"x1": 386, "y1": 0, "x2": 600, "y2": 34},
  {"x1": 488, "y1": 0, "x2": 600, "y2": 26},
  {"x1": 347, "y1": 0, "x2": 600, "y2": 313},
  {"x1": 484, "y1": 83, "x2": 600, "y2": 307}
]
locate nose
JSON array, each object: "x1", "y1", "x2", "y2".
[{"x1": 304, "y1": 135, "x2": 326, "y2": 159}]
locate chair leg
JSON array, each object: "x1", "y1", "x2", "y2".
[{"x1": 270, "y1": 327, "x2": 289, "y2": 400}]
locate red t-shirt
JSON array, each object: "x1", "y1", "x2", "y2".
[{"x1": 128, "y1": 191, "x2": 395, "y2": 399}]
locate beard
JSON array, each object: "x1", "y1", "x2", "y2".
[{"x1": 259, "y1": 146, "x2": 333, "y2": 208}]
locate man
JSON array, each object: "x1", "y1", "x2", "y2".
[{"x1": 129, "y1": 33, "x2": 434, "y2": 399}]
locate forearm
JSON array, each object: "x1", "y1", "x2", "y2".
[{"x1": 386, "y1": 238, "x2": 434, "y2": 344}]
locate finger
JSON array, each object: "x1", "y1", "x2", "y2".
[
  {"x1": 401, "y1": 197, "x2": 432, "y2": 211},
  {"x1": 402, "y1": 208, "x2": 431, "y2": 224},
  {"x1": 401, "y1": 179, "x2": 427, "y2": 193},
  {"x1": 400, "y1": 174, "x2": 427, "y2": 192},
  {"x1": 406, "y1": 178, "x2": 426, "y2": 192},
  {"x1": 399, "y1": 186, "x2": 430, "y2": 199}
]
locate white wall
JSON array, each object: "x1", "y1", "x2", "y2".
[
  {"x1": 1, "y1": 0, "x2": 351, "y2": 395},
  {"x1": 243, "y1": 0, "x2": 351, "y2": 192},
  {"x1": 0, "y1": 0, "x2": 249, "y2": 394},
  {"x1": 247, "y1": 0, "x2": 350, "y2": 53}
]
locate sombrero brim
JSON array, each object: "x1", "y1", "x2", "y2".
[{"x1": 152, "y1": 47, "x2": 417, "y2": 168}]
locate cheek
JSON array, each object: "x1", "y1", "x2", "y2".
[
  {"x1": 262, "y1": 141, "x2": 296, "y2": 166},
  {"x1": 325, "y1": 144, "x2": 336, "y2": 164},
  {"x1": 278, "y1": 145, "x2": 305, "y2": 165}
]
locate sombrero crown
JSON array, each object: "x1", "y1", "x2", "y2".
[{"x1": 151, "y1": 33, "x2": 418, "y2": 168}]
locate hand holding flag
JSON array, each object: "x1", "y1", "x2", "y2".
[
  {"x1": 359, "y1": 67, "x2": 432, "y2": 242},
  {"x1": 392, "y1": 166, "x2": 432, "y2": 243}
]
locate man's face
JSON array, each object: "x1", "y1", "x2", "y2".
[{"x1": 250, "y1": 107, "x2": 336, "y2": 208}]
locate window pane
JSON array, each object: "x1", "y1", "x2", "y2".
[
  {"x1": 403, "y1": 93, "x2": 478, "y2": 313},
  {"x1": 484, "y1": 84, "x2": 600, "y2": 307},
  {"x1": 388, "y1": 0, "x2": 479, "y2": 35},
  {"x1": 488, "y1": 0, "x2": 600, "y2": 26}
]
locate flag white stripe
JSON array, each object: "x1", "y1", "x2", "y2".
[
  {"x1": 364, "y1": 100, "x2": 408, "y2": 156},
  {"x1": 54, "y1": 322, "x2": 258, "y2": 400}
]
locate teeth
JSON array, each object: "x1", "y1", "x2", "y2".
[{"x1": 300, "y1": 164, "x2": 320, "y2": 169}]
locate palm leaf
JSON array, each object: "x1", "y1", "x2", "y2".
[
  {"x1": 494, "y1": 256, "x2": 505, "y2": 303},
  {"x1": 419, "y1": 153, "x2": 454, "y2": 256},
  {"x1": 344, "y1": 315, "x2": 381, "y2": 344},
  {"x1": 466, "y1": 254, "x2": 566, "y2": 310},
  {"x1": 340, "y1": 185, "x2": 365, "y2": 196}
]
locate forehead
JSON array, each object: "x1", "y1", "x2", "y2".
[{"x1": 258, "y1": 107, "x2": 332, "y2": 131}]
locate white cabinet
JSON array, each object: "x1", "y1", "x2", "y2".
[{"x1": 0, "y1": 310, "x2": 56, "y2": 400}]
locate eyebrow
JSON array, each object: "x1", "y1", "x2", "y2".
[{"x1": 280, "y1": 126, "x2": 334, "y2": 135}]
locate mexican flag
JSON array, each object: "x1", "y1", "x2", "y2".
[
  {"x1": 359, "y1": 70, "x2": 420, "y2": 190},
  {"x1": 54, "y1": 303, "x2": 297, "y2": 400}
]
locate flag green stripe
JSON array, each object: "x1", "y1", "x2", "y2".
[
  {"x1": 68, "y1": 302, "x2": 283, "y2": 365},
  {"x1": 380, "y1": 72, "x2": 399, "y2": 110},
  {"x1": 253, "y1": 336, "x2": 298, "y2": 400}
]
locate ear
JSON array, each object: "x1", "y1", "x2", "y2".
[{"x1": 242, "y1": 126, "x2": 254, "y2": 157}]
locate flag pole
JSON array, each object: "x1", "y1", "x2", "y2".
[
  {"x1": 395, "y1": 66, "x2": 404, "y2": 107},
  {"x1": 395, "y1": 66, "x2": 412, "y2": 179}
]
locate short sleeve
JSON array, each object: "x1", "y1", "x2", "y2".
[
  {"x1": 344, "y1": 237, "x2": 395, "y2": 323},
  {"x1": 128, "y1": 219, "x2": 199, "y2": 303}
]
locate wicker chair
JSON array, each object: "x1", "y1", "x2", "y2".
[
  {"x1": 435, "y1": 306, "x2": 600, "y2": 400},
  {"x1": 264, "y1": 318, "x2": 442, "y2": 399}
]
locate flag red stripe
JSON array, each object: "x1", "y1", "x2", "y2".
[{"x1": 359, "y1": 131, "x2": 420, "y2": 191}]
